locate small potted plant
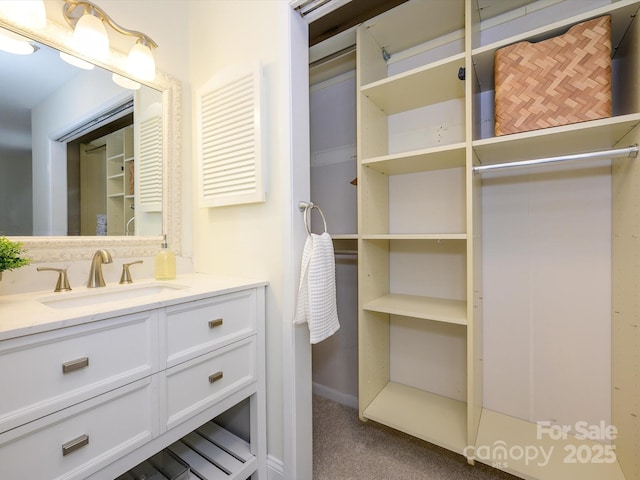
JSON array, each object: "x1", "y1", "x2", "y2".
[{"x1": 0, "y1": 236, "x2": 31, "y2": 281}]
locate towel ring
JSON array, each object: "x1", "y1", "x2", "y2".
[{"x1": 298, "y1": 201, "x2": 327, "y2": 235}]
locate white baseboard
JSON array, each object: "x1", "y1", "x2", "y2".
[
  {"x1": 267, "y1": 454, "x2": 284, "y2": 480},
  {"x1": 312, "y1": 382, "x2": 358, "y2": 409}
]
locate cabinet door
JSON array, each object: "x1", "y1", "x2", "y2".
[
  {"x1": 0, "y1": 311, "x2": 158, "y2": 433},
  {"x1": 0, "y1": 377, "x2": 157, "y2": 480}
]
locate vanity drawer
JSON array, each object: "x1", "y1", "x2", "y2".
[
  {"x1": 0, "y1": 311, "x2": 157, "y2": 433},
  {"x1": 0, "y1": 376, "x2": 156, "y2": 480},
  {"x1": 164, "y1": 336, "x2": 256, "y2": 430},
  {"x1": 164, "y1": 289, "x2": 256, "y2": 367}
]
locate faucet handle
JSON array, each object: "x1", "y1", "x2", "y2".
[
  {"x1": 120, "y1": 260, "x2": 143, "y2": 284},
  {"x1": 37, "y1": 267, "x2": 72, "y2": 292}
]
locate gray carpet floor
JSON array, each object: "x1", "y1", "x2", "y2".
[{"x1": 313, "y1": 395, "x2": 520, "y2": 480}]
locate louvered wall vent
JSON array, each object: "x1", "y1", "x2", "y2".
[
  {"x1": 197, "y1": 63, "x2": 265, "y2": 207},
  {"x1": 138, "y1": 115, "x2": 163, "y2": 212}
]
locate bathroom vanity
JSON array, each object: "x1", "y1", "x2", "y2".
[{"x1": 0, "y1": 274, "x2": 266, "y2": 479}]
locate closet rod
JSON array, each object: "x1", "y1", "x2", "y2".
[
  {"x1": 473, "y1": 144, "x2": 638, "y2": 174},
  {"x1": 334, "y1": 250, "x2": 358, "y2": 256}
]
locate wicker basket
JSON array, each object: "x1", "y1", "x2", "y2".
[{"x1": 494, "y1": 15, "x2": 612, "y2": 136}]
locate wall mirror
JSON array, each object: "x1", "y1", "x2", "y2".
[{"x1": 0, "y1": 13, "x2": 181, "y2": 262}]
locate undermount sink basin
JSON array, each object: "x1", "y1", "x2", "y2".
[{"x1": 40, "y1": 283, "x2": 188, "y2": 309}]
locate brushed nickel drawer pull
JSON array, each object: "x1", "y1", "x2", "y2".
[
  {"x1": 209, "y1": 371, "x2": 224, "y2": 384},
  {"x1": 62, "y1": 357, "x2": 89, "y2": 374},
  {"x1": 208, "y1": 318, "x2": 223, "y2": 328},
  {"x1": 62, "y1": 434, "x2": 89, "y2": 456}
]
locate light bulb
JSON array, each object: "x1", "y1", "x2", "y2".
[
  {"x1": 60, "y1": 51, "x2": 94, "y2": 70},
  {"x1": 112, "y1": 73, "x2": 141, "y2": 90},
  {"x1": 0, "y1": 29, "x2": 36, "y2": 55},
  {"x1": 73, "y1": 10, "x2": 109, "y2": 60},
  {"x1": 126, "y1": 40, "x2": 155, "y2": 82}
]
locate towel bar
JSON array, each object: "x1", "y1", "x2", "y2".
[{"x1": 298, "y1": 201, "x2": 328, "y2": 235}]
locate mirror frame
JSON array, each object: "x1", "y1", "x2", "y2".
[{"x1": 0, "y1": 14, "x2": 181, "y2": 262}]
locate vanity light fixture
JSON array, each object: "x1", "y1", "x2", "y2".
[{"x1": 61, "y1": 0, "x2": 158, "y2": 82}]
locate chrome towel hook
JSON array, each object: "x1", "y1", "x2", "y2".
[{"x1": 298, "y1": 201, "x2": 327, "y2": 235}]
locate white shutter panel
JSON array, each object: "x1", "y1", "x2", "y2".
[
  {"x1": 197, "y1": 63, "x2": 265, "y2": 207},
  {"x1": 138, "y1": 115, "x2": 163, "y2": 212}
]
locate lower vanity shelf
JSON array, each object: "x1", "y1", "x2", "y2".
[{"x1": 118, "y1": 422, "x2": 255, "y2": 480}]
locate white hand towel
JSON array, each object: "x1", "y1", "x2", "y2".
[{"x1": 294, "y1": 232, "x2": 340, "y2": 344}]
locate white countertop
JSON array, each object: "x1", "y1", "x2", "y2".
[{"x1": 0, "y1": 274, "x2": 267, "y2": 341}]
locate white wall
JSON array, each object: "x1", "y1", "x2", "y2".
[
  {"x1": 0, "y1": 151, "x2": 32, "y2": 235},
  {"x1": 187, "y1": 1, "x2": 310, "y2": 475}
]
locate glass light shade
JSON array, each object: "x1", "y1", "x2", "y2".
[
  {"x1": 60, "y1": 51, "x2": 95, "y2": 70},
  {"x1": 0, "y1": 29, "x2": 36, "y2": 55},
  {"x1": 0, "y1": 1, "x2": 46, "y2": 29},
  {"x1": 126, "y1": 41, "x2": 155, "y2": 81},
  {"x1": 112, "y1": 73, "x2": 141, "y2": 90},
  {"x1": 73, "y1": 11, "x2": 109, "y2": 60}
]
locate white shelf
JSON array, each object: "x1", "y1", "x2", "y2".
[
  {"x1": 362, "y1": 142, "x2": 466, "y2": 174},
  {"x1": 476, "y1": 409, "x2": 625, "y2": 480},
  {"x1": 331, "y1": 234, "x2": 358, "y2": 240},
  {"x1": 363, "y1": 382, "x2": 467, "y2": 454},
  {"x1": 473, "y1": 113, "x2": 640, "y2": 165},
  {"x1": 362, "y1": 234, "x2": 467, "y2": 240},
  {"x1": 363, "y1": 293, "x2": 467, "y2": 325},
  {"x1": 361, "y1": 54, "x2": 465, "y2": 115}
]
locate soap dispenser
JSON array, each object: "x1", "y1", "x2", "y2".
[{"x1": 155, "y1": 234, "x2": 176, "y2": 280}]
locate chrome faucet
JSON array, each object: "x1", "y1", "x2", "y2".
[{"x1": 87, "y1": 249, "x2": 113, "y2": 288}]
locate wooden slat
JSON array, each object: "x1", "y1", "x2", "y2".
[
  {"x1": 168, "y1": 441, "x2": 228, "y2": 480},
  {"x1": 197, "y1": 422, "x2": 253, "y2": 463},
  {"x1": 181, "y1": 432, "x2": 244, "y2": 475}
]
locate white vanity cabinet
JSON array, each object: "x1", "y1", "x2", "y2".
[{"x1": 0, "y1": 278, "x2": 266, "y2": 480}]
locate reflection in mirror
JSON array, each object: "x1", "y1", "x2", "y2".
[{"x1": 0, "y1": 35, "x2": 163, "y2": 237}]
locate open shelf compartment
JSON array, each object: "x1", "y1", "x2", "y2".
[
  {"x1": 361, "y1": 54, "x2": 466, "y2": 115},
  {"x1": 472, "y1": 1, "x2": 640, "y2": 144},
  {"x1": 362, "y1": 382, "x2": 467, "y2": 454}
]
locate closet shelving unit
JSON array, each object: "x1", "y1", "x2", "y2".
[
  {"x1": 356, "y1": 0, "x2": 640, "y2": 478},
  {"x1": 357, "y1": 0, "x2": 473, "y2": 456},
  {"x1": 106, "y1": 125, "x2": 135, "y2": 236}
]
